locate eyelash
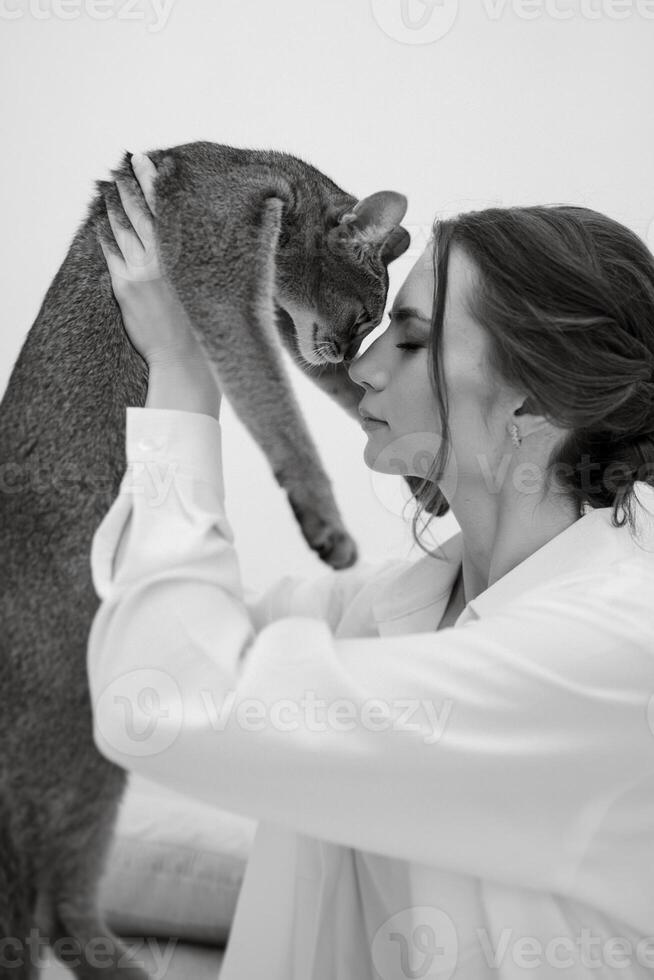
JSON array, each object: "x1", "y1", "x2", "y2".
[{"x1": 385, "y1": 313, "x2": 421, "y2": 353}]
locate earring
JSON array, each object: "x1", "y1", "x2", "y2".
[{"x1": 510, "y1": 424, "x2": 522, "y2": 448}]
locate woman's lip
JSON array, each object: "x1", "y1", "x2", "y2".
[{"x1": 360, "y1": 417, "x2": 388, "y2": 430}]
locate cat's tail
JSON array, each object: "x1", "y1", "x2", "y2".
[{"x1": 0, "y1": 797, "x2": 36, "y2": 978}]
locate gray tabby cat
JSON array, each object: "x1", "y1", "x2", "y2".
[
  {"x1": 104, "y1": 144, "x2": 409, "y2": 570},
  {"x1": 0, "y1": 141, "x2": 409, "y2": 977}
]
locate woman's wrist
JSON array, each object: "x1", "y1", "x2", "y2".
[{"x1": 145, "y1": 355, "x2": 222, "y2": 421}]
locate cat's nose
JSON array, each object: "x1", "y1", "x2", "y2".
[
  {"x1": 316, "y1": 330, "x2": 361, "y2": 364},
  {"x1": 322, "y1": 345, "x2": 344, "y2": 363},
  {"x1": 319, "y1": 337, "x2": 346, "y2": 364}
]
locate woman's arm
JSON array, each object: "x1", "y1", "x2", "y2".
[
  {"x1": 145, "y1": 358, "x2": 221, "y2": 419},
  {"x1": 87, "y1": 402, "x2": 654, "y2": 898}
]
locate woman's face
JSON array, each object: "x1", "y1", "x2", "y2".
[{"x1": 348, "y1": 244, "x2": 508, "y2": 489}]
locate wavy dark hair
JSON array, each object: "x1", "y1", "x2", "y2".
[{"x1": 404, "y1": 205, "x2": 654, "y2": 554}]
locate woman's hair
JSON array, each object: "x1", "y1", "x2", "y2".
[{"x1": 406, "y1": 205, "x2": 654, "y2": 554}]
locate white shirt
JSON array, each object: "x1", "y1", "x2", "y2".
[{"x1": 87, "y1": 407, "x2": 654, "y2": 979}]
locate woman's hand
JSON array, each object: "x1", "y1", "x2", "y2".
[
  {"x1": 98, "y1": 153, "x2": 202, "y2": 367},
  {"x1": 98, "y1": 152, "x2": 222, "y2": 420}
]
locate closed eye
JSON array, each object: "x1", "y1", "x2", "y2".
[{"x1": 387, "y1": 310, "x2": 425, "y2": 352}]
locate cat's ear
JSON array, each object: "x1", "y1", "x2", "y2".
[
  {"x1": 380, "y1": 225, "x2": 411, "y2": 265},
  {"x1": 338, "y1": 191, "x2": 408, "y2": 247}
]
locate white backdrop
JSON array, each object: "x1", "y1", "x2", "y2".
[{"x1": 2, "y1": 0, "x2": 653, "y2": 590}]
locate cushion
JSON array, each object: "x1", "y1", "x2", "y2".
[{"x1": 96, "y1": 772, "x2": 257, "y2": 944}]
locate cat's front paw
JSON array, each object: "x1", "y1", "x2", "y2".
[
  {"x1": 287, "y1": 492, "x2": 358, "y2": 569},
  {"x1": 314, "y1": 526, "x2": 358, "y2": 570}
]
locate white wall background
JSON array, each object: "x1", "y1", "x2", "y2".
[{"x1": 2, "y1": 0, "x2": 653, "y2": 591}]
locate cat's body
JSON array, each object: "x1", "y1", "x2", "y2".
[{"x1": 0, "y1": 141, "x2": 408, "y2": 976}]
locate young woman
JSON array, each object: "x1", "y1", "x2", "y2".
[{"x1": 90, "y1": 152, "x2": 654, "y2": 979}]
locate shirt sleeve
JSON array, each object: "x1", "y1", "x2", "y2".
[
  {"x1": 242, "y1": 557, "x2": 401, "y2": 636},
  {"x1": 87, "y1": 407, "x2": 654, "y2": 895},
  {"x1": 89, "y1": 407, "x2": 401, "y2": 632}
]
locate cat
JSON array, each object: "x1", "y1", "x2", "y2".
[
  {"x1": 99, "y1": 144, "x2": 409, "y2": 569},
  {"x1": 0, "y1": 140, "x2": 409, "y2": 977}
]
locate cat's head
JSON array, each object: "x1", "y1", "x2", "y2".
[{"x1": 275, "y1": 191, "x2": 411, "y2": 366}]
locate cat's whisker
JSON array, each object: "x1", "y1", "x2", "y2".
[{"x1": 306, "y1": 353, "x2": 340, "y2": 376}]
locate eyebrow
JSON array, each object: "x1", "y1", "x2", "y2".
[{"x1": 390, "y1": 305, "x2": 432, "y2": 325}]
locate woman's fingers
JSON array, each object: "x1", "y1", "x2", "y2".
[
  {"x1": 115, "y1": 177, "x2": 154, "y2": 251},
  {"x1": 104, "y1": 200, "x2": 129, "y2": 262},
  {"x1": 98, "y1": 153, "x2": 163, "y2": 289},
  {"x1": 107, "y1": 186, "x2": 162, "y2": 281},
  {"x1": 97, "y1": 232, "x2": 125, "y2": 278},
  {"x1": 131, "y1": 152, "x2": 158, "y2": 216}
]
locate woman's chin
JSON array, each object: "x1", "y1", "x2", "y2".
[{"x1": 364, "y1": 429, "x2": 442, "y2": 477}]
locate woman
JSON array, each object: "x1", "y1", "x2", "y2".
[{"x1": 91, "y1": 152, "x2": 654, "y2": 979}]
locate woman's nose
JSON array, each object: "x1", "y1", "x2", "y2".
[{"x1": 346, "y1": 335, "x2": 389, "y2": 391}]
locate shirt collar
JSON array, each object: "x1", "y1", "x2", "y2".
[{"x1": 372, "y1": 482, "x2": 654, "y2": 635}]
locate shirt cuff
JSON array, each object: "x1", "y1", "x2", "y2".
[{"x1": 125, "y1": 407, "x2": 225, "y2": 500}]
